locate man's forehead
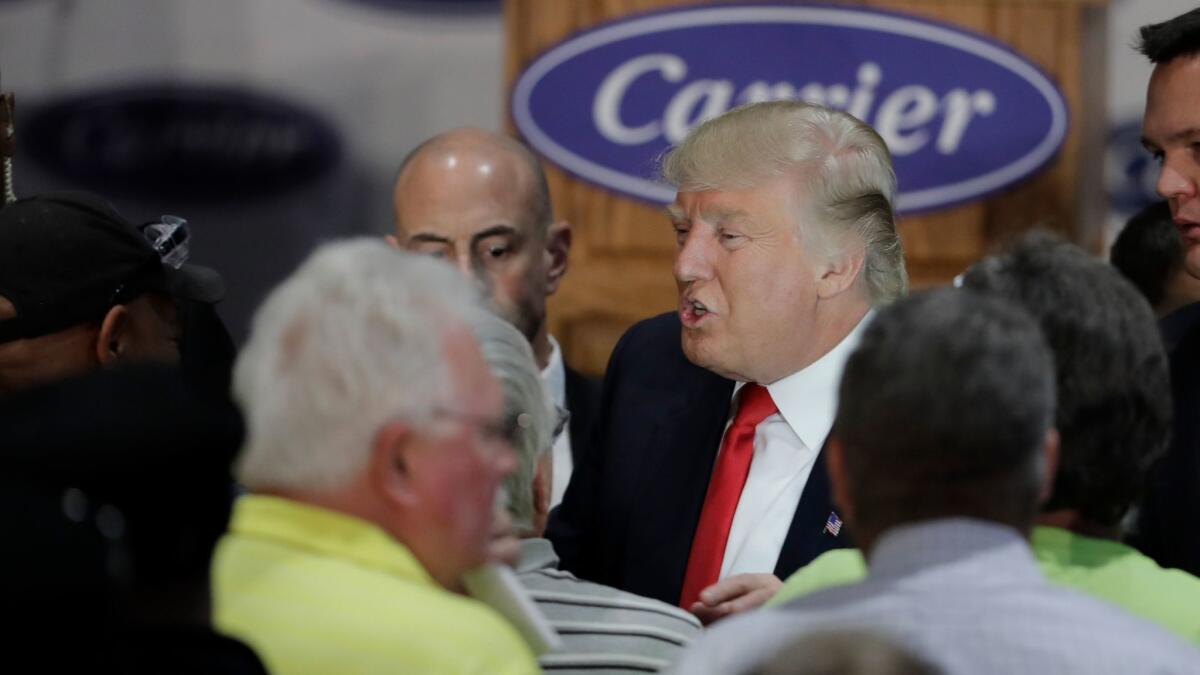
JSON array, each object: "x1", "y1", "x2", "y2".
[
  {"x1": 396, "y1": 156, "x2": 536, "y2": 236},
  {"x1": 667, "y1": 182, "x2": 792, "y2": 224},
  {"x1": 1144, "y1": 57, "x2": 1200, "y2": 135}
]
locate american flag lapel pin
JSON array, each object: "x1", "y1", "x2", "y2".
[{"x1": 823, "y1": 511, "x2": 843, "y2": 537}]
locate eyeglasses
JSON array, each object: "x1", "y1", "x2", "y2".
[{"x1": 429, "y1": 408, "x2": 516, "y2": 455}]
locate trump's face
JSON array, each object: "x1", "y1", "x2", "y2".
[
  {"x1": 1143, "y1": 55, "x2": 1200, "y2": 279},
  {"x1": 669, "y1": 175, "x2": 824, "y2": 384}
]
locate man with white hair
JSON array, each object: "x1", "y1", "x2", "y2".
[
  {"x1": 212, "y1": 239, "x2": 537, "y2": 674},
  {"x1": 472, "y1": 311, "x2": 702, "y2": 673},
  {"x1": 547, "y1": 101, "x2": 907, "y2": 623}
]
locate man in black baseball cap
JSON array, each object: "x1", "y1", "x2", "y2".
[{"x1": 0, "y1": 192, "x2": 224, "y2": 395}]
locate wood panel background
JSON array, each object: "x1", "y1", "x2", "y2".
[{"x1": 504, "y1": 0, "x2": 1109, "y2": 375}]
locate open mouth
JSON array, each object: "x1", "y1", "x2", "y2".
[{"x1": 680, "y1": 298, "x2": 710, "y2": 326}]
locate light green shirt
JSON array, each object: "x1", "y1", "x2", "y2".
[
  {"x1": 769, "y1": 525, "x2": 1200, "y2": 645},
  {"x1": 214, "y1": 494, "x2": 538, "y2": 675}
]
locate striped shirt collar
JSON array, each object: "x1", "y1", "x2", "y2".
[{"x1": 516, "y1": 537, "x2": 560, "y2": 574}]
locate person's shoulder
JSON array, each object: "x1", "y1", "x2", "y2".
[
  {"x1": 1057, "y1": 542, "x2": 1200, "y2": 645},
  {"x1": 771, "y1": 548, "x2": 868, "y2": 606},
  {"x1": 519, "y1": 565, "x2": 702, "y2": 634},
  {"x1": 616, "y1": 312, "x2": 682, "y2": 355},
  {"x1": 665, "y1": 607, "x2": 815, "y2": 675},
  {"x1": 429, "y1": 594, "x2": 540, "y2": 674},
  {"x1": 1032, "y1": 582, "x2": 1200, "y2": 663},
  {"x1": 360, "y1": 585, "x2": 539, "y2": 674}
]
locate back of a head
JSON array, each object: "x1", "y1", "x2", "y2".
[
  {"x1": 1138, "y1": 8, "x2": 1200, "y2": 64},
  {"x1": 745, "y1": 630, "x2": 941, "y2": 675},
  {"x1": 963, "y1": 233, "x2": 1171, "y2": 529},
  {"x1": 232, "y1": 239, "x2": 479, "y2": 493},
  {"x1": 835, "y1": 288, "x2": 1055, "y2": 535},
  {"x1": 660, "y1": 100, "x2": 906, "y2": 304},
  {"x1": 470, "y1": 311, "x2": 554, "y2": 535},
  {"x1": 1110, "y1": 201, "x2": 1182, "y2": 309}
]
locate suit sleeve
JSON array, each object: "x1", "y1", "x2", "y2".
[{"x1": 544, "y1": 322, "x2": 636, "y2": 581}]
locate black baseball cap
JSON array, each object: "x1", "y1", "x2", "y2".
[{"x1": 0, "y1": 192, "x2": 224, "y2": 343}]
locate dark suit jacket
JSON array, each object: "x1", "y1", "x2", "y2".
[
  {"x1": 564, "y1": 364, "x2": 602, "y2": 467},
  {"x1": 1133, "y1": 309, "x2": 1200, "y2": 576},
  {"x1": 546, "y1": 312, "x2": 850, "y2": 605}
]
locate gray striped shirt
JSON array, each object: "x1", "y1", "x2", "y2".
[{"x1": 517, "y1": 538, "x2": 702, "y2": 674}]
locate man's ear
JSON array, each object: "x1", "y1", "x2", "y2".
[
  {"x1": 1037, "y1": 428, "x2": 1061, "y2": 506},
  {"x1": 370, "y1": 421, "x2": 420, "y2": 509},
  {"x1": 96, "y1": 305, "x2": 131, "y2": 366},
  {"x1": 826, "y1": 435, "x2": 855, "y2": 524},
  {"x1": 544, "y1": 221, "x2": 572, "y2": 296},
  {"x1": 533, "y1": 453, "x2": 553, "y2": 519},
  {"x1": 384, "y1": 233, "x2": 402, "y2": 249},
  {"x1": 815, "y1": 246, "x2": 866, "y2": 300}
]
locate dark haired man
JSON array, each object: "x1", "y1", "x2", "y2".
[
  {"x1": 1140, "y1": 8, "x2": 1200, "y2": 280},
  {"x1": 1137, "y1": 8, "x2": 1200, "y2": 577},
  {"x1": 770, "y1": 235, "x2": 1200, "y2": 644},
  {"x1": 1111, "y1": 201, "x2": 1200, "y2": 342},
  {"x1": 671, "y1": 289, "x2": 1200, "y2": 674}
]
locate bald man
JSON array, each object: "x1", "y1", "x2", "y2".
[{"x1": 389, "y1": 128, "x2": 599, "y2": 508}]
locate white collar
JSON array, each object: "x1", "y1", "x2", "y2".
[
  {"x1": 541, "y1": 334, "x2": 567, "y2": 408},
  {"x1": 735, "y1": 311, "x2": 874, "y2": 449}
]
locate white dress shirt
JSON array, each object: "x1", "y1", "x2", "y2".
[
  {"x1": 541, "y1": 336, "x2": 574, "y2": 508},
  {"x1": 719, "y1": 314, "x2": 873, "y2": 579}
]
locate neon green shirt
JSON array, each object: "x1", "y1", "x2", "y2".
[
  {"x1": 214, "y1": 495, "x2": 538, "y2": 675},
  {"x1": 769, "y1": 525, "x2": 1200, "y2": 645}
]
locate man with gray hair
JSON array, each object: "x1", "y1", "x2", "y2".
[
  {"x1": 672, "y1": 289, "x2": 1200, "y2": 674},
  {"x1": 473, "y1": 311, "x2": 702, "y2": 673},
  {"x1": 212, "y1": 239, "x2": 537, "y2": 674},
  {"x1": 548, "y1": 101, "x2": 906, "y2": 623}
]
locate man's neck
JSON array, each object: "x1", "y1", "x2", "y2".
[
  {"x1": 530, "y1": 323, "x2": 552, "y2": 371},
  {"x1": 759, "y1": 299, "x2": 869, "y2": 385}
]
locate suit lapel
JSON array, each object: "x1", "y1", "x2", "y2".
[
  {"x1": 623, "y1": 373, "x2": 733, "y2": 603},
  {"x1": 774, "y1": 437, "x2": 851, "y2": 577}
]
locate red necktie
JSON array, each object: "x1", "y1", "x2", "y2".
[{"x1": 679, "y1": 383, "x2": 778, "y2": 608}]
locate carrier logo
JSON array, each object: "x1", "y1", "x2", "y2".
[
  {"x1": 511, "y1": 4, "x2": 1069, "y2": 214},
  {"x1": 24, "y1": 84, "x2": 342, "y2": 202}
]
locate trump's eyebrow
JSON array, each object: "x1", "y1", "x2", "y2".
[
  {"x1": 700, "y1": 206, "x2": 751, "y2": 225},
  {"x1": 664, "y1": 204, "x2": 686, "y2": 223},
  {"x1": 663, "y1": 204, "x2": 750, "y2": 225}
]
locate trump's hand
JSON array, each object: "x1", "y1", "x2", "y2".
[{"x1": 688, "y1": 573, "x2": 782, "y2": 626}]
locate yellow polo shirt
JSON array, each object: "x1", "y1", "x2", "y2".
[{"x1": 214, "y1": 495, "x2": 538, "y2": 675}]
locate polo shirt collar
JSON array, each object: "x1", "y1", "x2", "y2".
[
  {"x1": 515, "y1": 537, "x2": 560, "y2": 574},
  {"x1": 229, "y1": 494, "x2": 436, "y2": 587}
]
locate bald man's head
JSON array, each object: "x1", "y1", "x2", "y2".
[
  {"x1": 390, "y1": 129, "x2": 569, "y2": 367},
  {"x1": 396, "y1": 129, "x2": 552, "y2": 235}
]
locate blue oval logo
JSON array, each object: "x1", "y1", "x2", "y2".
[
  {"x1": 512, "y1": 4, "x2": 1069, "y2": 214},
  {"x1": 23, "y1": 84, "x2": 342, "y2": 202}
]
